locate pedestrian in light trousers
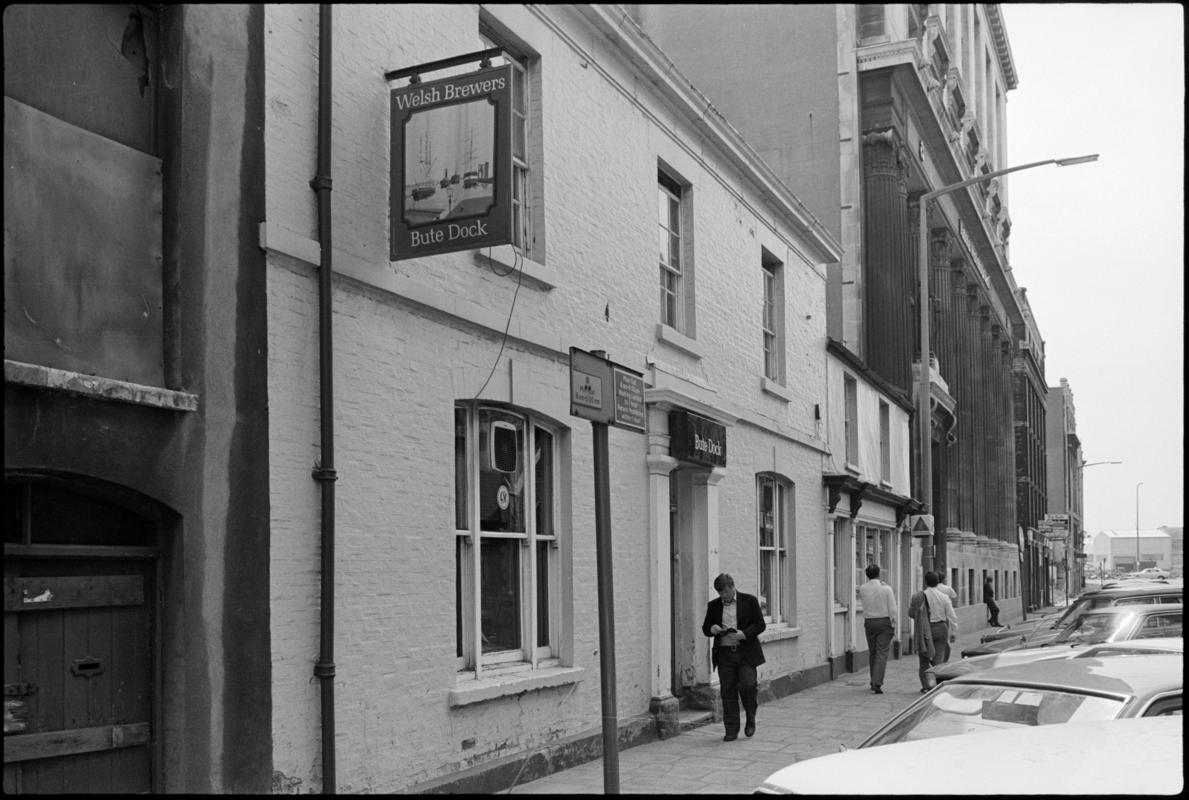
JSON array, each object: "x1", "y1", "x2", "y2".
[{"x1": 909, "y1": 571, "x2": 957, "y2": 693}]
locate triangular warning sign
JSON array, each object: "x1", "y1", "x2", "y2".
[{"x1": 913, "y1": 516, "x2": 931, "y2": 532}]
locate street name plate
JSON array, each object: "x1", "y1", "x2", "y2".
[
  {"x1": 612, "y1": 367, "x2": 645, "y2": 432},
  {"x1": 569, "y1": 347, "x2": 645, "y2": 433}
]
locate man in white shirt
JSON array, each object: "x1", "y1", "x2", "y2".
[
  {"x1": 858, "y1": 564, "x2": 898, "y2": 694},
  {"x1": 936, "y1": 576, "x2": 958, "y2": 662},
  {"x1": 908, "y1": 571, "x2": 958, "y2": 693}
]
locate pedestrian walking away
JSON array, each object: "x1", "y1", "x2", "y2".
[
  {"x1": 936, "y1": 575, "x2": 958, "y2": 662},
  {"x1": 702, "y1": 573, "x2": 766, "y2": 741},
  {"x1": 857, "y1": 564, "x2": 897, "y2": 693},
  {"x1": 908, "y1": 571, "x2": 958, "y2": 693},
  {"x1": 984, "y1": 576, "x2": 1001, "y2": 627}
]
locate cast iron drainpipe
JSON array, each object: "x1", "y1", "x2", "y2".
[{"x1": 311, "y1": 3, "x2": 337, "y2": 792}]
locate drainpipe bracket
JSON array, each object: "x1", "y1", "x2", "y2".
[{"x1": 313, "y1": 465, "x2": 339, "y2": 482}]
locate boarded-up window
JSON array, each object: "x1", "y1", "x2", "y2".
[{"x1": 3, "y1": 5, "x2": 164, "y2": 385}]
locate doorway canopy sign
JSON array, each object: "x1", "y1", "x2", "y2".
[{"x1": 390, "y1": 64, "x2": 513, "y2": 260}]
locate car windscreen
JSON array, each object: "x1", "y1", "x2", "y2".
[
  {"x1": 863, "y1": 684, "x2": 1125, "y2": 747},
  {"x1": 1053, "y1": 612, "x2": 1136, "y2": 645}
]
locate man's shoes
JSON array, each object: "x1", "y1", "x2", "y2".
[
  {"x1": 920, "y1": 688, "x2": 930, "y2": 694},
  {"x1": 872, "y1": 686, "x2": 883, "y2": 694},
  {"x1": 723, "y1": 732, "x2": 738, "y2": 742},
  {"x1": 744, "y1": 720, "x2": 756, "y2": 737}
]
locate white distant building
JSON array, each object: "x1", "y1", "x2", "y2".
[{"x1": 1090, "y1": 530, "x2": 1173, "y2": 575}]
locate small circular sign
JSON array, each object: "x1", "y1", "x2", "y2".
[{"x1": 496, "y1": 484, "x2": 511, "y2": 511}]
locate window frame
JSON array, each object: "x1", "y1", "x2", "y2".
[
  {"x1": 479, "y1": 25, "x2": 540, "y2": 260},
  {"x1": 843, "y1": 374, "x2": 859, "y2": 467},
  {"x1": 658, "y1": 170, "x2": 686, "y2": 332},
  {"x1": 756, "y1": 473, "x2": 793, "y2": 625},
  {"x1": 761, "y1": 250, "x2": 785, "y2": 383},
  {"x1": 878, "y1": 400, "x2": 891, "y2": 482},
  {"x1": 455, "y1": 402, "x2": 561, "y2": 674}
]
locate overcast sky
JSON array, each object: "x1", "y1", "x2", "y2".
[{"x1": 999, "y1": 3, "x2": 1184, "y2": 533}]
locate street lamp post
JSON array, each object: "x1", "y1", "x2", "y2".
[
  {"x1": 916, "y1": 154, "x2": 1099, "y2": 576},
  {"x1": 1077, "y1": 459, "x2": 1121, "y2": 593},
  {"x1": 1135, "y1": 481, "x2": 1144, "y2": 571}
]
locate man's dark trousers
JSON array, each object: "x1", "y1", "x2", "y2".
[
  {"x1": 717, "y1": 647, "x2": 757, "y2": 736},
  {"x1": 863, "y1": 617, "x2": 894, "y2": 688}
]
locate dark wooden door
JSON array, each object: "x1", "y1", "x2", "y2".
[{"x1": 4, "y1": 566, "x2": 153, "y2": 793}]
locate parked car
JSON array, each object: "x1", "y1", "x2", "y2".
[
  {"x1": 754, "y1": 716, "x2": 1183, "y2": 795},
  {"x1": 964, "y1": 582, "x2": 1182, "y2": 656},
  {"x1": 1129, "y1": 567, "x2": 1171, "y2": 579},
  {"x1": 928, "y1": 631, "x2": 1184, "y2": 686},
  {"x1": 858, "y1": 653, "x2": 1182, "y2": 750}
]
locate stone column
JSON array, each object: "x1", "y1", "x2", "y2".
[
  {"x1": 862, "y1": 130, "x2": 914, "y2": 392},
  {"x1": 691, "y1": 467, "x2": 727, "y2": 689},
  {"x1": 646, "y1": 449, "x2": 678, "y2": 737}
]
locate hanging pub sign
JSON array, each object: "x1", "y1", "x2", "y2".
[
  {"x1": 390, "y1": 64, "x2": 513, "y2": 260},
  {"x1": 668, "y1": 410, "x2": 727, "y2": 468}
]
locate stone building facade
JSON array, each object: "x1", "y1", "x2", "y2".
[{"x1": 633, "y1": 3, "x2": 1032, "y2": 630}]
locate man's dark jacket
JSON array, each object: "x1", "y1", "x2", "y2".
[{"x1": 701, "y1": 591, "x2": 766, "y2": 671}]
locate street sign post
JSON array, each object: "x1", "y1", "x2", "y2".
[{"x1": 568, "y1": 347, "x2": 645, "y2": 794}]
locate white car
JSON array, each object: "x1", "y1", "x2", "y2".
[
  {"x1": 1130, "y1": 567, "x2": 1170, "y2": 579},
  {"x1": 755, "y1": 716, "x2": 1183, "y2": 795}
]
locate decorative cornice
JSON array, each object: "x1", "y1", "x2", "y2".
[
  {"x1": 984, "y1": 5, "x2": 1019, "y2": 90},
  {"x1": 855, "y1": 39, "x2": 919, "y2": 71}
]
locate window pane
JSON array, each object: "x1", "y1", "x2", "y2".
[
  {"x1": 513, "y1": 114, "x2": 526, "y2": 162},
  {"x1": 759, "y1": 479, "x2": 774, "y2": 547},
  {"x1": 456, "y1": 536, "x2": 465, "y2": 657},
  {"x1": 759, "y1": 551, "x2": 773, "y2": 616},
  {"x1": 511, "y1": 62, "x2": 525, "y2": 112},
  {"x1": 537, "y1": 541, "x2": 550, "y2": 648},
  {"x1": 481, "y1": 537, "x2": 521, "y2": 653},
  {"x1": 479, "y1": 409, "x2": 525, "y2": 533},
  {"x1": 668, "y1": 232, "x2": 681, "y2": 270},
  {"x1": 455, "y1": 406, "x2": 468, "y2": 530},
  {"x1": 535, "y1": 427, "x2": 554, "y2": 537}
]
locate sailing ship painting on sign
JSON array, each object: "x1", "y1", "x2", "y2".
[
  {"x1": 402, "y1": 101, "x2": 495, "y2": 225},
  {"x1": 390, "y1": 63, "x2": 513, "y2": 260}
]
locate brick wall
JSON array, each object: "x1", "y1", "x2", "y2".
[{"x1": 264, "y1": 4, "x2": 832, "y2": 791}]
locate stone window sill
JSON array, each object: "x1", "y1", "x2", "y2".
[
  {"x1": 761, "y1": 376, "x2": 792, "y2": 402},
  {"x1": 655, "y1": 324, "x2": 704, "y2": 359},
  {"x1": 449, "y1": 664, "x2": 586, "y2": 707},
  {"x1": 472, "y1": 244, "x2": 557, "y2": 289},
  {"x1": 5, "y1": 359, "x2": 198, "y2": 412},
  {"x1": 758, "y1": 625, "x2": 801, "y2": 644}
]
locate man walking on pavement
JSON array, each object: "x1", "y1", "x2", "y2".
[
  {"x1": 936, "y1": 575, "x2": 958, "y2": 662},
  {"x1": 858, "y1": 564, "x2": 897, "y2": 694},
  {"x1": 909, "y1": 571, "x2": 957, "y2": 693},
  {"x1": 984, "y1": 576, "x2": 1001, "y2": 627},
  {"x1": 703, "y1": 573, "x2": 766, "y2": 741}
]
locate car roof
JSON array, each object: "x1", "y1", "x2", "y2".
[
  {"x1": 1078, "y1": 637, "x2": 1184, "y2": 656},
  {"x1": 948, "y1": 653, "x2": 1183, "y2": 696},
  {"x1": 756, "y1": 717, "x2": 1183, "y2": 795},
  {"x1": 1077, "y1": 602, "x2": 1183, "y2": 616},
  {"x1": 1092, "y1": 582, "x2": 1181, "y2": 595}
]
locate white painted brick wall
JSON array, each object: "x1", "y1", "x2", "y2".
[{"x1": 265, "y1": 4, "x2": 833, "y2": 791}]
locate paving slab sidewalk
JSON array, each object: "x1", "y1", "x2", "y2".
[{"x1": 507, "y1": 616, "x2": 1033, "y2": 794}]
